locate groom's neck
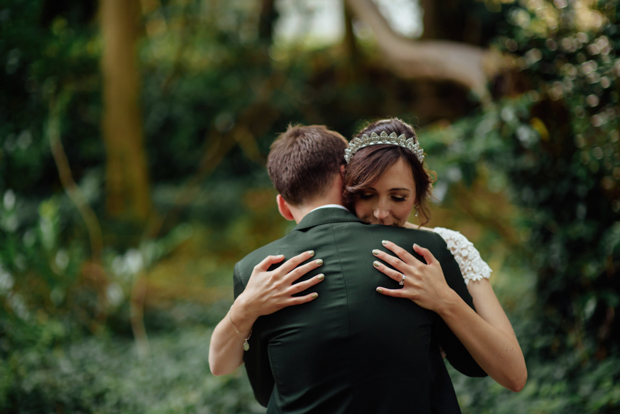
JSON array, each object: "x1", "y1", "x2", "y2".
[
  {"x1": 291, "y1": 198, "x2": 345, "y2": 223},
  {"x1": 287, "y1": 173, "x2": 346, "y2": 223}
]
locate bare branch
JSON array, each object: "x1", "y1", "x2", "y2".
[
  {"x1": 130, "y1": 273, "x2": 150, "y2": 359},
  {"x1": 345, "y1": 0, "x2": 508, "y2": 99},
  {"x1": 48, "y1": 91, "x2": 109, "y2": 328},
  {"x1": 49, "y1": 92, "x2": 105, "y2": 265}
]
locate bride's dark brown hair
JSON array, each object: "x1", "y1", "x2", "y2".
[{"x1": 343, "y1": 118, "x2": 435, "y2": 226}]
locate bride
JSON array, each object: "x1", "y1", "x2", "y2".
[{"x1": 209, "y1": 118, "x2": 527, "y2": 392}]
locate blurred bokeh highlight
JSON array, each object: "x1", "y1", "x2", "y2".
[{"x1": 1, "y1": 0, "x2": 619, "y2": 412}]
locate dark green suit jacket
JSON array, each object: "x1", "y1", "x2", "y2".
[{"x1": 233, "y1": 208, "x2": 486, "y2": 414}]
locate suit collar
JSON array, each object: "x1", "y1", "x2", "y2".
[{"x1": 293, "y1": 207, "x2": 364, "y2": 232}]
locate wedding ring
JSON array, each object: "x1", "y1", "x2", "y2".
[{"x1": 399, "y1": 275, "x2": 406, "y2": 286}]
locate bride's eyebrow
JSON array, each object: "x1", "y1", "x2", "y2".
[{"x1": 389, "y1": 188, "x2": 411, "y2": 192}]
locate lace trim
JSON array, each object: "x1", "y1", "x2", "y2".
[{"x1": 433, "y1": 227, "x2": 492, "y2": 285}]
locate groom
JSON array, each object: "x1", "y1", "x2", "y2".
[{"x1": 233, "y1": 125, "x2": 485, "y2": 413}]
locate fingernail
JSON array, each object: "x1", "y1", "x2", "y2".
[
  {"x1": 373, "y1": 261, "x2": 380, "y2": 268},
  {"x1": 312, "y1": 293, "x2": 319, "y2": 299},
  {"x1": 316, "y1": 259, "x2": 323, "y2": 266},
  {"x1": 376, "y1": 287, "x2": 383, "y2": 293},
  {"x1": 277, "y1": 254, "x2": 284, "y2": 258},
  {"x1": 307, "y1": 250, "x2": 315, "y2": 256},
  {"x1": 382, "y1": 240, "x2": 388, "y2": 246},
  {"x1": 413, "y1": 244, "x2": 419, "y2": 249},
  {"x1": 372, "y1": 249, "x2": 380, "y2": 256},
  {"x1": 317, "y1": 274, "x2": 324, "y2": 281}
]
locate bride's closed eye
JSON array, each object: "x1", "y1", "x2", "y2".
[
  {"x1": 391, "y1": 196, "x2": 406, "y2": 202},
  {"x1": 359, "y1": 193, "x2": 374, "y2": 200}
]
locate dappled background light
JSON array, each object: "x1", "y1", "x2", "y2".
[{"x1": 1, "y1": 0, "x2": 619, "y2": 412}]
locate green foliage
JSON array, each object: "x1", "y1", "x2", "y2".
[
  {"x1": 497, "y1": 0, "x2": 620, "y2": 355},
  {"x1": 1, "y1": 0, "x2": 102, "y2": 196},
  {"x1": 420, "y1": 0, "x2": 620, "y2": 411},
  {"x1": 2, "y1": 310, "x2": 263, "y2": 414}
]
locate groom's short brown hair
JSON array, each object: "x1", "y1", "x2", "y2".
[{"x1": 268, "y1": 125, "x2": 348, "y2": 206}]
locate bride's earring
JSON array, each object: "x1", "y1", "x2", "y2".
[{"x1": 414, "y1": 205, "x2": 419, "y2": 217}]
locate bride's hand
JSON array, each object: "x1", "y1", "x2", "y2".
[
  {"x1": 209, "y1": 251, "x2": 324, "y2": 376},
  {"x1": 371, "y1": 240, "x2": 458, "y2": 313},
  {"x1": 234, "y1": 250, "x2": 325, "y2": 322}
]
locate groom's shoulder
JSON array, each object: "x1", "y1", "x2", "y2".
[
  {"x1": 388, "y1": 225, "x2": 445, "y2": 245},
  {"x1": 237, "y1": 237, "x2": 286, "y2": 267},
  {"x1": 234, "y1": 236, "x2": 289, "y2": 284},
  {"x1": 345, "y1": 224, "x2": 447, "y2": 250}
]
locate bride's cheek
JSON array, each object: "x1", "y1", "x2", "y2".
[{"x1": 354, "y1": 203, "x2": 368, "y2": 218}]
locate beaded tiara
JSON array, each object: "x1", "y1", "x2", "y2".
[{"x1": 344, "y1": 131, "x2": 425, "y2": 164}]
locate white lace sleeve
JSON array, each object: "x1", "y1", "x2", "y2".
[{"x1": 432, "y1": 227, "x2": 492, "y2": 285}]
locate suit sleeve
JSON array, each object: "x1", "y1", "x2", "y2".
[
  {"x1": 432, "y1": 234, "x2": 488, "y2": 377},
  {"x1": 233, "y1": 262, "x2": 275, "y2": 407}
]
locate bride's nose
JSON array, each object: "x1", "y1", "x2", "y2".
[{"x1": 373, "y1": 205, "x2": 390, "y2": 221}]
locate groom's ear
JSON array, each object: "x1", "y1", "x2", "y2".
[
  {"x1": 277, "y1": 194, "x2": 295, "y2": 221},
  {"x1": 340, "y1": 164, "x2": 346, "y2": 178}
]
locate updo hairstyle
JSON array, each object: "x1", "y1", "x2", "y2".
[{"x1": 343, "y1": 118, "x2": 435, "y2": 226}]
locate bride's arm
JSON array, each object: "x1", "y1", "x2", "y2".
[
  {"x1": 466, "y1": 277, "x2": 525, "y2": 382},
  {"x1": 432, "y1": 228, "x2": 526, "y2": 390},
  {"x1": 373, "y1": 240, "x2": 527, "y2": 392},
  {"x1": 209, "y1": 251, "x2": 324, "y2": 376},
  {"x1": 438, "y1": 276, "x2": 526, "y2": 392},
  {"x1": 209, "y1": 297, "x2": 258, "y2": 376}
]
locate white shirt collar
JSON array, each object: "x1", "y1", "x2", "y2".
[{"x1": 309, "y1": 204, "x2": 349, "y2": 213}]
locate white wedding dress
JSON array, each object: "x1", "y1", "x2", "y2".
[{"x1": 432, "y1": 227, "x2": 492, "y2": 285}]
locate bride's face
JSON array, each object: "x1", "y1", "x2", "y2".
[{"x1": 354, "y1": 158, "x2": 416, "y2": 227}]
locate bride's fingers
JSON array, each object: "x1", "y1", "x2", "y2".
[
  {"x1": 284, "y1": 257, "x2": 324, "y2": 283},
  {"x1": 277, "y1": 250, "x2": 316, "y2": 275},
  {"x1": 254, "y1": 254, "x2": 286, "y2": 273},
  {"x1": 381, "y1": 240, "x2": 419, "y2": 266},
  {"x1": 372, "y1": 249, "x2": 410, "y2": 274},
  {"x1": 288, "y1": 273, "x2": 325, "y2": 294},
  {"x1": 375, "y1": 286, "x2": 406, "y2": 298},
  {"x1": 286, "y1": 291, "x2": 319, "y2": 306},
  {"x1": 413, "y1": 244, "x2": 436, "y2": 266},
  {"x1": 372, "y1": 260, "x2": 405, "y2": 283}
]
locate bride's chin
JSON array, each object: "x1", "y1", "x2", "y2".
[
  {"x1": 394, "y1": 218, "x2": 407, "y2": 227},
  {"x1": 361, "y1": 217, "x2": 379, "y2": 225},
  {"x1": 361, "y1": 217, "x2": 402, "y2": 227}
]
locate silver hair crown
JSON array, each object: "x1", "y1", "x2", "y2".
[{"x1": 344, "y1": 131, "x2": 425, "y2": 164}]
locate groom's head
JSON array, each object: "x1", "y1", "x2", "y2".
[{"x1": 268, "y1": 125, "x2": 347, "y2": 208}]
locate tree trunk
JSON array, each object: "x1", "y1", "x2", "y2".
[
  {"x1": 100, "y1": 0, "x2": 151, "y2": 221},
  {"x1": 343, "y1": 1, "x2": 359, "y2": 61},
  {"x1": 419, "y1": 0, "x2": 437, "y2": 40},
  {"x1": 258, "y1": 0, "x2": 277, "y2": 43}
]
